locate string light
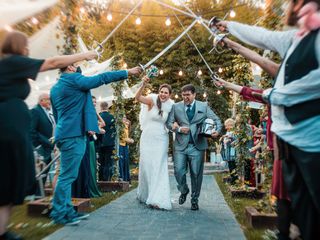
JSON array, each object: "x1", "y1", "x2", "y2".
[
  {"x1": 135, "y1": 16, "x2": 141, "y2": 25},
  {"x1": 197, "y1": 70, "x2": 202, "y2": 76},
  {"x1": 175, "y1": 94, "x2": 179, "y2": 99},
  {"x1": 160, "y1": 69, "x2": 164, "y2": 75},
  {"x1": 80, "y1": 7, "x2": 86, "y2": 14},
  {"x1": 107, "y1": 12, "x2": 112, "y2": 21},
  {"x1": 165, "y1": 17, "x2": 171, "y2": 26},
  {"x1": 178, "y1": 70, "x2": 183, "y2": 76},
  {"x1": 31, "y1": 17, "x2": 39, "y2": 25},
  {"x1": 123, "y1": 63, "x2": 128, "y2": 68},
  {"x1": 218, "y1": 67, "x2": 223, "y2": 73},
  {"x1": 230, "y1": 9, "x2": 236, "y2": 18},
  {"x1": 203, "y1": 92, "x2": 207, "y2": 98},
  {"x1": 217, "y1": 90, "x2": 221, "y2": 95}
]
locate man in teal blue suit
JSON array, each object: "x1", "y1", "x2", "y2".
[{"x1": 50, "y1": 64, "x2": 142, "y2": 225}]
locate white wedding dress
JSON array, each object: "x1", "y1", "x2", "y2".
[{"x1": 137, "y1": 94, "x2": 173, "y2": 210}]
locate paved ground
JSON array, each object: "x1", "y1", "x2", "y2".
[{"x1": 45, "y1": 175, "x2": 245, "y2": 240}]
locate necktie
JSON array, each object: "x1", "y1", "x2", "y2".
[
  {"x1": 186, "y1": 104, "x2": 193, "y2": 121},
  {"x1": 48, "y1": 111, "x2": 55, "y2": 126}
]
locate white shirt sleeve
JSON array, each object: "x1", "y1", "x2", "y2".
[
  {"x1": 227, "y1": 21, "x2": 297, "y2": 57},
  {"x1": 266, "y1": 33, "x2": 320, "y2": 106}
]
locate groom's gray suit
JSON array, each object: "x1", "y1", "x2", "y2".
[{"x1": 166, "y1": 100, "x2": 222, "y2": 204}]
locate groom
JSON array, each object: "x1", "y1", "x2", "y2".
[{"x1": 166, "y1": 84, "x2": 222, "y2": 210}]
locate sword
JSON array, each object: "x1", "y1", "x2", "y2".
[{"x1": 139, "y1": 18, "x2": 198, "y2": 71}]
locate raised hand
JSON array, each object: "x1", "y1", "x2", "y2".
[
  {"x1": 142, "y1": 76, "x2": 150, "y2": 85},
  {"x1": 128, "y1": 66, "x2": 143, "y2": 76},
  {"x1": 216, "y1": 21, "x2": 228, "y2": 32},
  {"x1": 84, "y1": 51, "x2": 98, "y2": 61}
]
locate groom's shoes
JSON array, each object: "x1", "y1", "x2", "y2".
[
  {"x1": 191, "y1": 202, "x2": 199, "y2": 211},
  {"x1": 179, "y1": 189, "x2": 189, "y2": 205}
]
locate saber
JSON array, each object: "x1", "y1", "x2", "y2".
[
  {"x1": 176, "y1": 0, "x2": 226, "y2": 53},
  {"x1": 173, "y1": 13, "x2": 222, "y2": 89},
  {"x1": 139, "y1": 18, "x2": 198, "y2": 70},
  {"x1": 93, "y1": 0, "x2": 144, "y2": 55}
]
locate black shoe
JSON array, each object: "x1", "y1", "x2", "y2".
[
  {"x1": 1, "y1": 231, "x2": 23, "y2": 240},
  {"x1": 191, "y1": 202, "x2": 199, "y2": 211},
  {"x1": 179, "y1": 189, "x2": 189, "y2": 205}
]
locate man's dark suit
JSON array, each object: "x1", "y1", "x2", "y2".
[
  {"x1": 30, "y1": 104, "x2": 54, "y2": 164},
  {"x1": 98, "y1": 111, "x2": 116, "y2": 181}
]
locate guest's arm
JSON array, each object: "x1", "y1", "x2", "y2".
[
  {"x1": 75, "y1": 66, "x2": 142, "y2": 90},
  {"x1": 218, "y1": 21, "x2": 296, "y2": 57},
  {"x1": 223, "y1": 38, "x2": 280, "y2": 77},
  {"x1": 40, "y1": 51, "x2": 97, "y2": 72}
]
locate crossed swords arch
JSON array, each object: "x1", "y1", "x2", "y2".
[{"x1": 79, "y1": 0, "x2": 227, "y2": 85}]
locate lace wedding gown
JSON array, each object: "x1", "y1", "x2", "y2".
[{"x1": 137, "y1": 94, "x2": 173, "y2": 210}]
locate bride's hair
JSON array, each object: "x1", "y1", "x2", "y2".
[{"x1": 157, "y1": 84, "x2": 172, "y2": 117}]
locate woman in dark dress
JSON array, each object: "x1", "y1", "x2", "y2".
[{"x1": 0, "y1": 31, "x2": 97, "y2": 240}]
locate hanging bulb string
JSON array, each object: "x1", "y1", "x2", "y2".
[
  {"x1": 139, "y1": 18, "x2": 198, "y2": 70},
  {"x1": 92, "y1": 0, "x2": 143, "y2": 55}
]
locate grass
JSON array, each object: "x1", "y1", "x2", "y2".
[
  {"x1": 214, "y1": 173, "x2": 267, "y2": 240},
  {"x1": 8, "y1": 181, "x2": 138, "y2": 240}
]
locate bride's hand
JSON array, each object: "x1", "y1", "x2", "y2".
[
  {"x1": 142, "y1": 76, "x2": 150, "y2": 85},
  {"x1": 172, "y1": 122, "x2": 180, "y2": 130}
]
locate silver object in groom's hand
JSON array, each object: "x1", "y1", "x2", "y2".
[{"x1": 199, "y1": 118, "x2": 217, "y2": 137}]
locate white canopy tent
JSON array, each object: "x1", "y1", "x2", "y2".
[{"x1": 0, "y1": 0, "x2": 58, "y2": 29}]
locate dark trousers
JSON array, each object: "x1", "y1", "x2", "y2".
[
  {"x1": 276, "y1": 199, "x2": 292, "y2": 240},
  {"x1": 278, "y1": 138, "x2": 320, "y2": 240},
  {"x1": 227, "y1": 161, "x2": 237, "y2": 184},
  {"x1": 119, "y1": 145, "x2": 130, "y2": 182},
  {"x1": 98, "y1": 146, "x2": 115, "y2": 181}
]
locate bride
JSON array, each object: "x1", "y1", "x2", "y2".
[{"x1": 135, "y1": 76, "x2": 173, "y2": 210}]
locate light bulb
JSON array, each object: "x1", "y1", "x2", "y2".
[
  {"x1": 160, "y1": 70, "x2": 164, "y2": 75},
  {"x1": 31, "y1": 17, "x2": 39, "y2": 25},
  {"x1": 197, "y1": 70, "x2": 202, "y2": 76},
  {"x1": 217, "y1": 90, "x2": 221, "y2": 95},
  {"x1": 175, "y1": 94, "x2": 178, "y2": 99},
  {"x1": 135, "y1": 17, "x2": 141, "y2": 25},
  {"x1": 123, "y1": 63, "x2": 128, "y2": 68},
  {"x1": 203, "y1": 92, "x2": 207, "y2": 98},
  {"x1": 4, "y1": 25, "x2": 12, "y2": 32},
  {"x1": 165, "y1": 17, "x2": 171, "y2": 26},
  {"x1": 178, "y1": 70, "x2": 183, "y2": 76},
  {"x1": 218, "y1": 67, "x2": 223, "y2": 73},
  {"x1": 80, "y1": 7, "x2": 86, "y2": 14},
  {"x1": 230, "y1": 10, "x2": 236, "y2": 18},
  {"x1": 107, "y1": 13, "x2": 112, "y2": 21}
]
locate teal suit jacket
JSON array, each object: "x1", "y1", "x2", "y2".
[{"x1": 50, "y1": 70, "x2": 128, "y2": 142}]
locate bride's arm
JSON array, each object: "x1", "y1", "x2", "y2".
[{"x1": 135, "y1": 76, "x2": 153, "y2": 107}]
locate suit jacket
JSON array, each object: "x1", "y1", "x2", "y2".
[
  {"x1": 99, "y1": 111, "x2": 116, "y2": 147},
  {"x1": 30, "y1": 104, "x2": 54, "y2": 163},
  {"x1": 166, "y1": 100, "x2": 222, "y2": 151},
  {"x1": 50, "y1": 70, "x2": 128, "y2": 142}
]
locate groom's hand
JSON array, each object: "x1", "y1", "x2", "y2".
[
  {"x1": 211, "y1": 131, "x2": 219, "y2": 138},
  {"x1": 180, "y1": 127, "x2": 190, "y2": 134}
]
